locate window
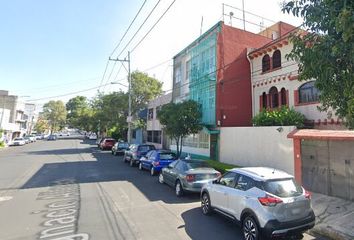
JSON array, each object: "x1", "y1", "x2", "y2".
[
  {"x1": 262, "y1": 54, "x2": 270, "y2": 72},
  {"x1": 148, "y1": 108, "x2": 154, "y2": 120},
  {"x1": 186, "y1": 60, "x2": 191, "y2": 80},
  {"x1": 235, "y1": 175, "x2": 256, "y2": 191},
  {"x1": 153, "y1": 131, "x2": 161, "y2": 144},
  {"x1": 169, "y1": 160, "x2": 179, "y2": 168},
  {"x1": 159, "y1": 152, "x2": 177, "y2": 160},
  {"x1": 280, "y1": 88, "x2": 287, "y2": 106},
  {"x1": 263, "y1": 178, "x2": 302, "y2": 198},
  {"x1": 138, "y1": 145, "x2": 155, "y2": 152},
  {"x1": 272, "y1": 50, "x2": 281, "y2": 68},
  {"x1": 219, "y1": 172, "x2": 238, "y2": 188},
  {"x1": 269, "y1": 86, "x2": 279, "y2": 108},
  {"x1": 132, "y1": 130, "x2": 136, "y2": 139},
  {"x1": 262, "y1": 92, "x2": 267, "y2": 109},
  {"x1": 299, "y1": 81, "x2": 320, "y2": 103},
  {"x1": 147, "y1": 131, "x2": 153, "y2": 142},
  {"x1": 175, "y1": 65, "x2": 182, "y2": 83}
]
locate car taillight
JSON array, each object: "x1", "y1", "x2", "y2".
[
  {"x1": 258, "y1": 195, "x2": 283, "y2": 206},
  {"x1": 186, "y1": 174, "x2": 195, "y2": 182},
  {"x1": 152, "y1": 161, "x2": 160, "y2": 166},
  {"x1": 305, "y1": 189, "x2": 311, "y2": 199}
]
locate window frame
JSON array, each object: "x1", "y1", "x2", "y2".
[
  {"x1": 272, "y1": 50, "x2": 281, "y2": 69},
  {"x1": 262, "y1": 54, "x2": 271, "y2": 73},
  {"x1": 298, "y1": 81, "x2": 320, "y2": 104}
]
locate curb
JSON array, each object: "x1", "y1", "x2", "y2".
[{"x1": 310, "y1": 225, "x2": 353, "y2": 240}]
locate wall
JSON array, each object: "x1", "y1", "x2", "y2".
[{"x1": 220, "y1": 126, "x2": 295, "y2": 174}]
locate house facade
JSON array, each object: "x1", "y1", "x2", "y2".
[
  {"x1": 146, "y1": 93, "x2": 172, "y2": 149},
  {"x1": 248, "y1": 25, "x2": 345, "y2": 129}
]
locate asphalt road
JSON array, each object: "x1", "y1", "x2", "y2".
[{"x1": 0, "y1": 136, "x2": 328, "y2": 240}]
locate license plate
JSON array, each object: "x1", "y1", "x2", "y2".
[{"x1": 291, "y1": 208, "x2": 301, "y2": 215}]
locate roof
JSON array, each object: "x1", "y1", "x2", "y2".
[
  {"x1": 288, "y1": 129, "x2": 354, "y2": 141},
  {"x1": 230, "y1": 167, "x2": 293, "y2": 181}
]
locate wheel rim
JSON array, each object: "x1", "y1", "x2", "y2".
[
  {"x1": 150, "y1": 167, "x2": 154, "y2": 175},
  {"x1": 159, "y1": 174, "x2": 164, "y2": 183},
  {"x1": 176, "y1": 182, "x2": 181, "y2": 195},
  {"x1": 201, "y1": 194, "x2": 209, "y2": 214},
  {"x1": 244, "y1": 219, "x2": 257, "y2": 240},
  {"x1": 139, "y1": 163, "x2": 142, "y2": 170}
]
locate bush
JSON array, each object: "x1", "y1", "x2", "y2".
[
  {"x1": 0, "y1": 141, "x2": 5, "y2": 148},
  {"x1": 252, "y1": 107, "x2": 305, "y2": 128},
  {"x1": 206, "y1": 160, "x2": 239, "y2": 174}
]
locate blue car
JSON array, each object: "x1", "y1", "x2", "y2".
[{"x1": 138, "y1": 150, "x2": 178, "y2": 176}]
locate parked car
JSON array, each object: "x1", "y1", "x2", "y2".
[
  {"x1": 27, "y1": 134, "x2": 37, "y2": 142},
  {"x1": 47, "y1": 135, "x2": 57, "y2": 141},
  {"x1": 89, "y1": 134, "x2": 97, "y2": 140},
  {"x1": 139, "y1": 150, "x2": 178, "y2": 176},
  {"x1": 200, "y1": 167, "x2": 315, "y2": 240},
  {"x1": 111, "y1": 142, "x2": 129, "y2": 156},
  {"x1": 123, "y1": 144, "x2": 156, "y2": 167},
  {"x1": 24, "y1": 136, "x2": 32, "y2": 143},
  {"x1": 96, "y1": 138, "x2": 104, "y2": 147},
  {"x1": 11, "y1": 137, "x2": 26, "y2": 146},
  {"x1": 158, "y1": 159, "x2": 220, "y2": 197},
  {"x1": 99, "y1": 138, "x2": 116, "y2": 150}
]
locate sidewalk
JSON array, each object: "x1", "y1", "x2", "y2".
[{"x1": 310, "y1": 193, "x2": 354, "y2": 240}]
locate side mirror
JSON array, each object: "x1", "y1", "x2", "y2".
[{"x1": 167, "y1": 165, "x2": 173, "y2": 169}]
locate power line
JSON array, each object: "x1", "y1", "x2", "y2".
[
  {"x1": 98, "y1": 59, "x2": 110, "y2": 92},
  {"x1": 116, "y1": 0, "x2": 162, "y2": 58},
  {"x1": 109, "y1": 0, "x2": 148, "y2": 57},
  {"x1": 131, "y1": 0, "x2": 177, "y2": 53}
]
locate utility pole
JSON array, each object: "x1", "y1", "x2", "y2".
[{"x1": 109, "y1": 51, "x2": 132, "y2": 143}]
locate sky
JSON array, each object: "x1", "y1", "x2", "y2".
[{"x1": 0, "y1": 0, "x2": 303, "y2": 109}]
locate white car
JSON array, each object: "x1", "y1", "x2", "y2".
[
  {"x1": 11, "y1": 137, "x2": 26, "y2": 146},
  {"x1": 89, "y1": 134, "x2": 97, "y2": 140}
]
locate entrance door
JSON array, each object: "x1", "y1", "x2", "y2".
[{"x1": 210, "y1": 134, "x2": 218, "y2": 161}]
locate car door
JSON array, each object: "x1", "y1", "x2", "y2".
[
  {"x1": 142, "y1": 150, "x2": 155, "y2": 169},
  {"x1": 228, "y1": 174, "x2": 256, "y2": 220},
  {"x1": 209, "y1": 172, "x2": 238, "y2": 213},
  {"x1": 163, "y1": 160, "x2": 179, "y2": 186}
]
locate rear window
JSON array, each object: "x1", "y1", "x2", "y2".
[
  {"x1": 14, "y1": 138, "x2": 23, "y2": 140},
  {"x1": 263, "y1": 178, "x2": 303, "y2": 198},
  {"x1": 138, "y1": 145, "x2": 155, "y2": 152},
  {"x1": 118, "y1": 143, "x2": 129, "y2": 148},
  {"x1": 159, "y1": 152, "x2": 177, "y2": 160},
  {"x1": 105, "y1": 140, "x2": 115, "y2": 143},
  {"x1": 186, "y1": 161, "x2": 209, "y2": 169}
]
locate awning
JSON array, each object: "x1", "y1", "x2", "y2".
[{"x1": 202, "y1": 126, "x2": 220, "y2": 134}]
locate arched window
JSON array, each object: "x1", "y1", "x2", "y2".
[
  {"x1": 272, "y1": 50, "x2": 281, "y2": 68},
  {"x1": 262, "y1": 54, "x2": 270, "y2": 72},
  {"x1": 262, "y1": 92, "x2": 267, "y2": 109},
  {"x1": 269, "y1": 87, "x2": 279, "y2": 108},
  {"x1": 280, "y1": 88, "x2": 287, "y2": 106},
  {"x1": 299, "y1": 81, "x2": 320, "y2": 103}
]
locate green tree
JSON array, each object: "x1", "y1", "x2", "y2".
[
  {"x1": 34, "y1": 117, "x2": 50, "y2": 133},
  {"x1": 158, "y1": 100, "x2": 202, "y2": 157},
  {"x1": 282, "y1": 0, "x2": 354, "y2": 129},
  {"x1": 131, "y1": 71, "x2": 163, "y2": 115},
  {"x1": 66, "y1": 96, "x2": 89, "y2": 128},
  {"x1": 42, "y1": 100, "x2": 67, "y2": 132}
]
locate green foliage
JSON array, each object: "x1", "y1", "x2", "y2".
[
  {"x1": 206, "y1": 160, "x2": 239, "y2": 174},
  {"x1": 66, "y1": 96, "x2": 89, "y2": 128},
  {"x1": 252, "y1": 107, "x2": 305, "y2": 128},
  {"x1": 158, "y1": 100, "x2": 203, "y2": 157},
  {"x1": 0, "y1": 141, "x2": 5, "y2": 148},
  {"x1": 42, "y1": 100, "x2": 67, "y2": 132},
  {"x1": 34, "y1": 118, "x2": 49, "y2": 133},
  {"x1": 282, "y1": 0, "x2": 354, "y2": 129}
]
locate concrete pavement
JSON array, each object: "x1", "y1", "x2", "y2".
[{"x1": 310, "y1": 193, "x2": 354, "y2": 240}]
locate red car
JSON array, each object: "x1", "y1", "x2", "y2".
[{"x1": 99, "y1": 138, "x2": 116, "y2": 150}]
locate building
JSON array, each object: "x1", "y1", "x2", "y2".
[
  {"x1": 24, "y1": 103, "x2": 37, "y2": 134},
  {"x1": 172, "y1": 21, "x2": 275, "y2": 159},
  {"x1": 146, "y1": 93, "x2": 172, "y2": 149},
  {"x1": 247, "y1": 23, "x2": 344, "y2": 129},
  {"x1": 0, "y1": 90, "x2": 29, "y2": 140}
]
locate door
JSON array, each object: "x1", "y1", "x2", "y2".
[
  {"x1": 209, "y1": 172, "x2": 237, "y2": 213},
  {"x1": 163, "y1": 161, "x2": 179, "y2": 186},
  {"x1": 210, "y1": 134, "x2": 218, "y2": 161}
]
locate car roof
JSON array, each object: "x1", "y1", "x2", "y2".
[{"x1": 229, "y1": 167, "x2": 293, "y2": 181}]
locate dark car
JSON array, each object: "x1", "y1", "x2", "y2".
[
  {"x1": 47, "y1": 135, "x2": 57, "y2": 141},
  {"x1": 99, "y1": 138, "x2": 116, "y2": 150},
  {"x1": 158, "y1": 159, "x2": 220, "y2": 197},
  {"x1": 123, "y1": 144, "x2": 156, "y2": 167},
  {"x1": 111, "y1": 142, "x2": 130, "y2": 156},
  {"x1": 139, "y1": 150, "x2": 178, "y2": 176}
]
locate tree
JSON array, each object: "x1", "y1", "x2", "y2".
[
  {"x1": 42, "y1": 100, "x2": 67, "y2": 132},
  {"x1": 282, "y1": 0, "x2": 354, "y2": 129},
  {"x1": 131, "y1": 71, "x2": 163, "y2": 115},
  {"x1": 66, "y1": 96, "x2": 89, "y2": 128},
  {"x1": 158, "y1": 100, "x2": 202, "y2": 157},
  {"x1": 34, "y1": 117, "x2": 50, "y2": 133}
]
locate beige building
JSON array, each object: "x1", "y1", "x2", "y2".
[{"x1": 247, "y1": 25, "x2": 344, "y2": 129}]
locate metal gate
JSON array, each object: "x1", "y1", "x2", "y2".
[{"x1": 301, "y1": 140, "x2": 354, "y2": 201}]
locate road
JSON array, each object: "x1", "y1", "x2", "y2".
[{"x1": 0, "y1": 135, "x2": 327, "y2": 240}]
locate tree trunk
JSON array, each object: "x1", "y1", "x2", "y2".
[
  {"x1": 175, "y1": 137, "x2": 180, "y2": 158},
  {"x1": 179, "y1": 137, "x2": 183, "y2": 158}
]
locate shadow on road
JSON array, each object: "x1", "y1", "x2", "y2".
[{"x1": 21, "y1": 141, "x2": 199, "y2": 204}]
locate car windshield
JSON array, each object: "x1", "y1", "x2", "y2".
[
  {"x1": 118, "y1": 143, "x2": 129, "y2": 148},
  {"x1": 263, "y1": 178, "x2": 303, "y2": 198},
  {"x1": 105, "y1": 140, "x2": 114, "y2": 143},
  {"x1": 14, "y1": 138, "x2": 23, "y2": 140},
  {"x1": 159, "y1": 152, "x2": 177, "y2": 160},
  {"x1": 186, "y1": 161, "x2": 209, "y2": 169},
  {"x1": 138, "y1": 145, "x2": 155, "y2": 152}
]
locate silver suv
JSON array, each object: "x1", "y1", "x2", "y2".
[{"x1": 200, "y1": 167, "x2": 315, "y2": 240}]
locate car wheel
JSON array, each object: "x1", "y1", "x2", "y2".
[
  {"x1": 175, "y1": 180, "x2": 184, "y2": 197},
  {"x1": 123, "y1": 155, "x2": 127, "y2": 162},
  {"x1": 158, "y1": 173, "x2": 164, "y2": 184},
  {"x1": 114, "y1": 151, "x2": 117, "y2": 156},
  {"x1": 201, "y1": 192, "x2": 212, "y2": 215},
  {"x1": 139, "y1": 163, "x2": 143, "y2": 170},
  {"x1": 111, "y1": 151, "x2": 114, "y2": 155},
  {"x1": 129, "y1": 160, "x2": 134, "y2": 167},
  {"x1": 150, "y1": 167, "x2": 156, "y2": 176},
  {"x1": 242, "y1": 216, "x2": 259, "y2": 240}
]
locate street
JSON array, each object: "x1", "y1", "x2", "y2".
[{"x1": 0, "y1": 135, "x2": 327, "y2": 240}]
